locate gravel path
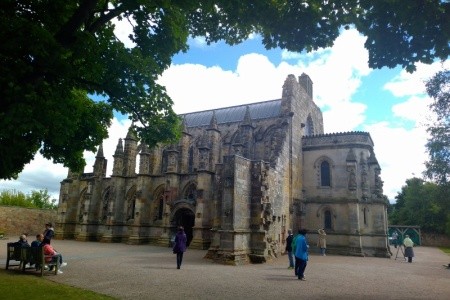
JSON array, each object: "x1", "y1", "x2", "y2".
[{"x1": 2, "y1": 239, "x2": 449, "y2": 299}]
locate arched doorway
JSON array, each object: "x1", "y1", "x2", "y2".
[{"x1": 172, "y1": 208, "x2": 195, "y2": 246}]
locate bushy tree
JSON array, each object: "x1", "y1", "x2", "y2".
[
  {"x1": 425, "y1": 70, "x2": 450, "y2": 184},
  {"x1": 28, "y1": 189, "x2": 58, "y2": 210},
  {"x1": 390, "y1": 178, "x2": 449, "y2": 234},
  {"x1": 0, "y1": 190, "x2": 33, "y2": 208},
  {"x1": 1, "y1": 0, "x2": 449, "y2": 179},
  {"x1": 0, "y1": 189, "x2": 57, "y2": 209}
]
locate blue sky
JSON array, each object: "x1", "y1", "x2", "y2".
[{"x1": 1, "y1": 27, "x2": 449, "y2": 203}]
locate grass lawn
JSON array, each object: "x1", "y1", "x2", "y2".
[
  {"x1": 0, "y1": 269, "x2": 115, "y2": 299},
  {"x1": 440, "y1": 247, "x2": 450, "y2": 254}
]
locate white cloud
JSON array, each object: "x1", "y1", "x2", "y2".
[
  {"x1": 391, "y1": 95, "x2": 432, "y2": 126},
  {"x1": 113, "y1": 16, "x2": 136, "y2": 48},
  {"x1": 191, "y1": 36, "x2": 208, "y2": 48},
  {"x1": 160, "y1": 28, "x2": 371, "y2": 134},
  {"x1": 369, "y1": 61, "x2": 449, "y2": 201},
  {"x1": 281, "y1": 50, "x2": 304, "y2": 60},
  {"x1": 158, "y1": 55, "x2": 289, "y2": 114},
  {"x1": 364, "y1": 122, "x2": 429, "y2": 201},
  {"x1": 0, "y1": 153, "x2": 67, "y2": 199},
  {"x1": 384, "y1": 61, "x2": 450, "y2": 97},
  {"x1": 0, "y1": 117, "x2": 131, "y2": 200},
  {"x1": 323, "y1": 101, "x2": 367, "y2": 132}
]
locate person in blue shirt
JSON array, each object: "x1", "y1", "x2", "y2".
[
  {"x1": 31, "y1": 234, "x2": 43, "y2": 248},
  {"x1": 293, "y1": 228, "x2": 309, "y2": 281}
]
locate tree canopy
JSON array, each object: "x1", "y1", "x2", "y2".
[
  {"x1": 0, "y1": 189, "x2": 57, "y2": 209},
  {"x1": 389, "y1": 178, "x2": 450, "y2": 235},
  {"x1": 425, "y1": 69, "x2": 450, "y2": 184},
  {"x1": 1, "y1": 0, "x2": 449, "y2": 179}
]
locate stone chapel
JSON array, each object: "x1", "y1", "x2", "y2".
[{"x1": 56, "y1": 73, "x2": 390, "y2": 264}]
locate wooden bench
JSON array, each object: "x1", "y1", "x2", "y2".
[
  {"x1": 6, "y1": 243, "x2": 60, "y2": 276},
  {"x1": 5, "y1": 242, "x2": 24, "y2": 270}
]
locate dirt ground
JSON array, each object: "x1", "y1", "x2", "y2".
[{"x1": 2, "y1": 239, "x2": 449, "y2": 300}]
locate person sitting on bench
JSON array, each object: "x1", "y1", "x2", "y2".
[
  {"x1": 29, "y1": 234, "x2": 44, "y2": 268},
  {"x1": 31, "y1": 234, "x2": 43, "y2": 248},
  {"x1": 42, "y1": 237, "x2": 67, "y2": 274},
  {"x1": 15, "y1": 234, "x2": 30, "y2": 247}
]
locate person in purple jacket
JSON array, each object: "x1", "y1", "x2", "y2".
[{"x1": 172, "y1": 226, "x2": 187, "y2": 269}]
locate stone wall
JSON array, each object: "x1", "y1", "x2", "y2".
[
  {"x1": 421, "y1": 232, "x2": 450, "y2": 247},
  {"x1": 0, "y1": 206, "x2": 57, "y2": 238}
]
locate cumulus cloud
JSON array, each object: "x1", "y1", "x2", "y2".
[
  {"x1": 369, "y1": 61, "x2": 450, "y2": 200},
  {"x1": 384, "y1": 61, "x2": 450, "y2": 97},
  {"x1": 391, "y1": 95, "x2": 432, "y2": 127},
  {"x1": 0, "y1": 117, "x2": 131, "y2": 200},
  {"x1": 364, "y1": 122, "x2": 429, "y2": 201}
]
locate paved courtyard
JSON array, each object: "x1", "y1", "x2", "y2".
[{"x1": 2, "y1": 239, "x2": 449, "y2": 299}]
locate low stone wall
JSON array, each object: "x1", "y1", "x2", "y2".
[
  {"x1": 0, "y1": 206, "x2": 57, "y2": 238},
  {"x1": 421, "y1": 232, "x2": 450, "y2": 247}
]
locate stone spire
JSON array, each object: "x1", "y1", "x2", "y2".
[
  {"x1": 208, "y1": 111, "x2": 218, "y2": 131},
  {"x1": 96, "y1": 143, "x2": 104, "y2": 158},
  {"x1": 241, "y1": 106, "x2": 253, "y2": 127},
  {"x1": 112, "y1": 138, "x2": 124, "y2": 176},
  {"x1": 94, "y1": 143, "x2": 107, "y2": 177},
  {"x1": 115, "y1": 138, "x2": 124, "y2": 155},
  {"x1": 181, "y1": 116, "x2": 189, "y2": 134},
  {"x1": 125, "y1": 125, "x2": 138, "y2": 141}
]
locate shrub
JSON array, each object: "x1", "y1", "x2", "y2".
[{"x1": 0, "y1": 189, "x2": 57, "y2": 209}]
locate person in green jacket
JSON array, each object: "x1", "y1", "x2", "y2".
[{"x1": 403, "y1": 235, "x2": 414, "y2": 263}]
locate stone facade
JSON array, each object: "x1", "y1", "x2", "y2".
[{"x1": 56, "y1": 73, "x2": 390, "y2": 264}]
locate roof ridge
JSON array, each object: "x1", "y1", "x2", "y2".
[
  {"x1": 179, "y1": 98, "x2": 281, "y2": 116},
  {"x1": 304, "y1": 131, "x2": 369, "y2": 137}
]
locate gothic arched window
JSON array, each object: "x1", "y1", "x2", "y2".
[
  {"x1": 305, "y1": 115, "x2": 314, "y2": 136},
  {"x1": 321, "y1": 161, "x2": 331, "y2": 187},
  {"x1": 184, "y1": 183, "x2": 196, "y2": 201},
  {"x1": 158, "y1": 196, "x2": 164, "y2": 220},
  {"x1": 324, "y1": 210, "x2": 332, "y2": 230},
  {"x1": 188, "y1": 146, "x2": 194, "y2": 173},
  {"x1": 102, "y1": 188, "x2": 111, "y2": 222},
  {"x1": 161, "y1": 150, "x2": 168, "y2": 173},
  {"x1": 127, "y1": 196, "x2": 136, "y2": 221}
]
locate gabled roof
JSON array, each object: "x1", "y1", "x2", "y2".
[{"x1": 180, "y1": 99, "x2": 282, "y2": 128}]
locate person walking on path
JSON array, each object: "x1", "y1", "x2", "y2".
[
  {"x1": 293, "y1": 229, "x2": 309, "y2": 281},
  {"x1": 391, "y1": 231, "x2": 399, "y2": 248},
  {"x1": 403, "y1": 235, "x2": 415, "y2": 263},
  {"x1": 172, "y1": 226, "x2": 187, "y2": 269},
  {"x1": 317, "y1": 228, "x2": 327, "y2": 256},
  {"x1": 285, "y1": 229, "x2": 294, "y2": 269}
]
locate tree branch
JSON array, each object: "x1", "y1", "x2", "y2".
[
  {"x1": 87, "y1": 6, "x2": 125, "y2": 34},
  {"x1": 55, "y1": 0, "x2": 100, "y2": 46}
]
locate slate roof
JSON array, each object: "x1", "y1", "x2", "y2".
[{"x1": 180, "y1": 99, "x2": 282, "y2": 128}]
